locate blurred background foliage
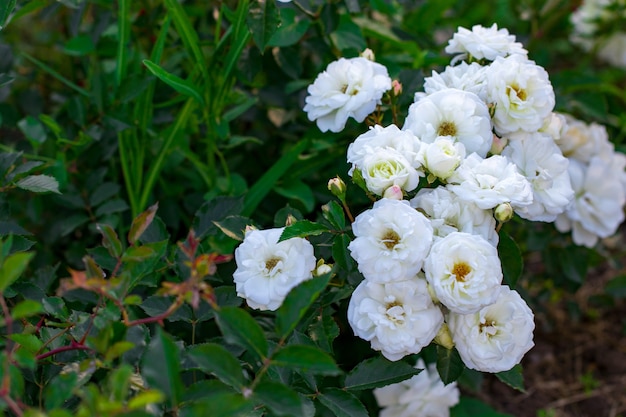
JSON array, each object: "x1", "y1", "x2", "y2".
[{"x1": 0, "y1": 0, "x2": 625, "y2": 416}]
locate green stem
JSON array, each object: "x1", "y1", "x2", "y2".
[{"x1": 138, "y1": 98, "x2": 196, "y2": 211}]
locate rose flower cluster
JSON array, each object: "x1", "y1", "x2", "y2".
[{"x1": 231, "y1": 24, "x2": 626, "y2": 382}]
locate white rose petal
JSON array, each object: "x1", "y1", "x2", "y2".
[
  {"x1": 303, "y1": 57, "x2": 392, "y2": 132},
  {"x1": 448, "y1": 286, "x2": 535, "y2": 373},
  {"x1": 448, "y1": 153, "x2": 533, "y2": 210},
  {"x1": 348, "y1": 199, "x2": 433, "y2": 283},
  {"x1": 410, "y1": 186, "x2": 498, "y2": 246},
  {"x1": 360, "y1": 147, "x2": 421, "y2": 196},
  {"x1": 558, "y1": 114, "x2": 614, "y2": 164},
  {"x1": 424, "y1": 232, "x2": 503, "y2": 314},
  {"x1": 486, "y1": 54, "x2": 555, "y2": 135},
  {"x1": 419, "y1": 136, "x2": 466, "y2": 181},
  {"x1": 374, "y1": 359, "x2": 460, "y2": 417},
  {"x1": 403, "y1": 88, "x2": 493, "y2": 158},
  {"x1": 347, "y1": 279, "x2": 444, "y2": 361},
  {"x1": 233, "y1": 228, "x2": 316, "y2": 311},
  {"x1": 555, "y1": 157, "x2": 626, "y2": 247},
  {"x1": 423, "y1": 62, "x2": 488, "y2": 101},
  {"x1": 502, "y1": 132, "x2": 574, "y2": 222},
  {"x1": 445, "y1": 23, "x2": 528, "y2": 63}
]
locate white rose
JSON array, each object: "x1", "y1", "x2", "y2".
[
  {"x1": 348, "y1": 124, "x2": 423, "y2": 173},
  {"x1": 555, "y1": 157, "x2": 626, "y2": 247},
  {"x1": 347, "y1": 278, "x2": 444, "y2": 361},
  {"x1": 403, "y1": 88, "x2": 493, "y2": 158},
  {"x1": 424, "y1": 232, "x2": 502, "y2": 314},
  {"x1": 410, "y1": 186, "x2": 498, "y2": 246},
  {"x1": 233, "y1": 228, "x2": 316, "y2": 311},
  {"x1": 373, "y1": 359, "x2": 460, "y2": 417},
  {"x1": 558, "y1": 114, "x2": 614, "y2": 163},
  {"x1": 360, "y1": 147, "x2": 421, "y2": 196},
  {"x1": 502, "y1": 132, "x2": 574, "y2": 222},
  {"x1": 423, "y1": 62, "x2": 488, "y2": 101},
  {"x1": 419, "y1": 137, "x2": 466, "y2": 181},
  {"x1": 445, "y1": 23, "x2": 528, "y2": 64},
  {"x1": 448, "y1": 286, "x2": 535, "y2": 373},
  {"x1": 303, "y1": 57, "x2": 392, "y2": 132},
  {"x1": 597, "y1": 32, "x2": 626, "y2": 69},
  {"x1": 486, "y1": 54, "x2": 555, "y2": 135},
  {"x1": 447, "y1": 153, "x2": 533, "y2": 210},
  {"x1": 348, "y1": 199, "x2": 433, "y2": 283}
]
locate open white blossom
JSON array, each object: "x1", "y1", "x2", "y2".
[
  {"x1": 403, "y1": 88, "x2": 493, "y2": 158},
  {"x1": 347, "y1": 125, "x2": 423, "y2": 195},
  {"x1": 448, "y1": 286, "x2": 535, "y2": 373},
  {"x1": 423, "y1": 62, "x2": 488, "y2": 101},
  {"x1": 486, "y1": 54, "x2": 555, "y2": 135},
  {"x1": 445, "y1": 23, "x2": 528, "y2": 64},
  {"x1": 410, "y1": 186, "x2": 498, "y2": 246},
  {"x1": 348, "y1": 199, "x2": 433, "y2": 283},
  {"x1": 347, "y1": 278, "x2": 444, "y2": 361},
  {"x1": 348, "y1": 124, "x2": 423, "y2": 172},
  {"x1": 555, "y1": 157, "x2": 626, "y2": 247},
  {"x1": 374, "y1": 359, "x2": 460, "y2": 417},
  {"x1": 502, "y1": 132, "x2": 574, "y2": 222},
  {"x1": 597, "y1": 33, "x2": 626, "y2": 69},
  {"x1": 233, "y1": 228, "x2": 316, "y2": 311},
  {"x1": 419, "y1": 137, "x2": 466, "y2": 181},
  {"x1": 304, "y1": 57, "x2": 392, "y2": 132},
  {"x1": 424, "y1": 232, "x2": 502, "y2": 314},
  {"x1": 447, "y1": 153, "x2": 533, "y2": 210},
  {"x1": 558, "y1": 114, "x2": 614, "y2": 163}
]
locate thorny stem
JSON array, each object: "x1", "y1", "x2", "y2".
[
  {"x1": 36, "y1": 342, "x2": 93, "y2": 361},
  {"x1": 0, "y1": 391, "x2": 24, "y2": 417}
]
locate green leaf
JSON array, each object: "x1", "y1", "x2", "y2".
[
  {"x1": 317, "y1": 388, "x2": 368, "y2": 417},
  {"x1": 332, "y1": 233, "x2": 354, "y2": 272},
  {"x1": 495, "y1": 364, "x2": 525, "y2": 392},
  {"x1": 308, "y1": 310, "x2": 340, "y2": 353},
  {"x1": 193, "y1": 196, "x2": 244, "y2": 239},
  {"x1": 83, "y1": 255, "x2": 105, "y2": 280},
  {"x1": 143, "y1": 59, "x2": 204, "y2": 105},
  {"x1": 247, "y1": 0, "x2": 280, "y2": 52},
  {"x1": 268, "y1": 7, "x2": 311, "y2": 47},
  {"x1": 329, "y1": 14, "x2": 366, "y2": 53},
  {"x1": 278, "y1": 220, "x2": 330, "y2": 242},
  {"x1": 345, "y1": 356, "x2": 421, "y2": 391},
  {"x1": 274, "y1": 179, "x2": 315, "y2": 213},
  {"x1": 187, "y1": 343, "x2": 246, "y2": 389},
  {"x1": 242, "y1": 139, "x2": 310, "y2": 217},
  {"x1": 436, "y1": 346, "x2": 464, "y2": 385},
  {"x1": 63, "y1": 34, "x2": 95, "y2": 56},
  {"x1": 213, "y1": 215, "x2": 250, "y2": 241},
  {"x1": 0, "y1": 0, "x2": 16, "y2": 30},
  {"x1": 97, "y1": 223, "x2": 123, "y2": 258},
  {"x1": 121, "y1": 245, "x2": 155, "y2": 263},
  {"x1": 15, "y1": 175, "x2": 60, "y2": 194},
  {"x1": 215, "y1": 306, "x2": 268, "y2": 361},
  {"x1": 253, "y1": 381, "x2": 304, "y2": 417},
  {"x1": 22, "y1": 52, "x2": 90, "y2": 97},
  {"x1": 11, "y1": 299, "x2": 43, "y2": 320},
  {"x1": 141, "y1": 328, "x2": 183, "y2": 407},
  {"x1": 451, "y1": 397, "x2": 515, "y2": 417},
  {"x1": 17, "y1": 116, "x2": 47, "y2": 145},
  {"x1": 128, "y1": 202, "x2": 159, "y2": 245},
  {"x1": 9, "y1": 333, "x2": 43, "y2": 353},
  {"x1": 322, "y1": 201, "x2": 346, "y2": 231},
  {"x1": 0, "y1": 251, "x2": 34, "y2": 292},
  {"x1": 128, "y1": 390, "x2": 165, "y2": 410},
  {"x1": 498, "y1": 230, "x2": 522, "y2": 288},
  {"x1": 163, "y1": 0, "x2": 208, "y2": 82},
  {"x1": 276, "y1": 274, "x2": 330, "y2": 338},
  {"x1": 606, "y1": 274, "x2": 626, "y2": 298},
  {"x1": 180, "y1": 392, "x2": 254, "y2": 417},
  {"x1": 271, "y1": 345, "x2": 341, "y2": 375}
]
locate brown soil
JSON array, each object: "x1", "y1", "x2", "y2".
[{"x1": 479, "y1": 261, "x2": 626, "y2": 417}]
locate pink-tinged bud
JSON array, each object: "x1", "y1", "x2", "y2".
[
  {"x1": 382, "y1": 185, "x2": 403, "y2": 200},
  {"x1": 392, "y1": 80, "x2": 402, "y2": 96},
  {"x1": 328, "y1": 176, "x2": 347, "y2": 198},
  {"x1": 494, "y1": 202, "x2": 514, "y2": 223},
  {"x1": 360, "y1": 48, "x2": 375, "y2": 61},
  {"x1": 490, "y1": 134, "x2": 508, "y2": 155}
]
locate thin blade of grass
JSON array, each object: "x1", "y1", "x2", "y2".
[
  {"x1": 115, "y1": 0, "x2": 130, "y2": 88},
  {"x1": 22, "y1": 52, "x2": 90, "y2": 97}
]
